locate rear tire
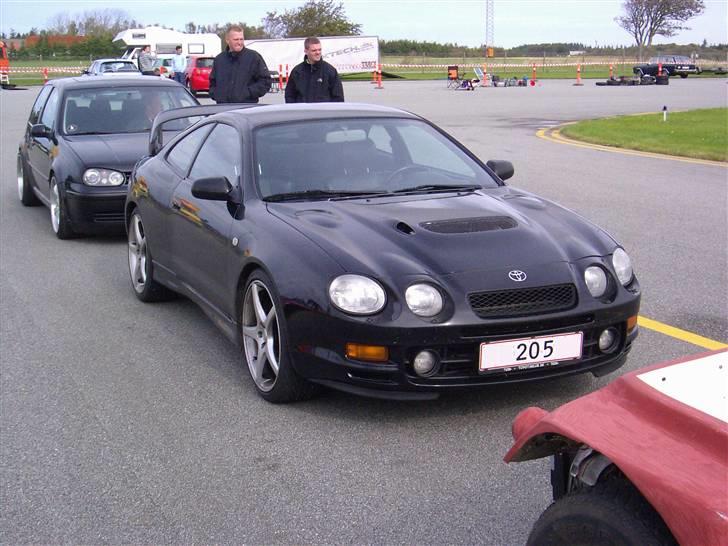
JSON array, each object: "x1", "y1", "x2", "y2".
[{"x1": 17, "y1": 154, "x2": 40, "y2": 206}]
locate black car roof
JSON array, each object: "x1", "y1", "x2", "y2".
[
  {"x1": 214, "y1": 102, "x2": 421, "y2": 128},
  {"x1": 47, "y1": 76, "x2": 185, "y2": 91}
]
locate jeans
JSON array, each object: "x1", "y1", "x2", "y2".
[{"x1": 173, "y1": 72, "x2": 185, "y2": 84}]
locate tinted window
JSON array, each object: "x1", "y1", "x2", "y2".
[
  {"x1": 166, "y1": 124, "x2": 213, "y2": 175},
  {"x1": 29, "y1": 85, "x2": 52, "y2": 124},
  {"x1": 189, "y1": 124, "x2": 241, "y2": 185},
  {"x1": 39, "y1": 88, "x2": 59, "y2": 129}
]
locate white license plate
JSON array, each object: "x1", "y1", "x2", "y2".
[{"x1": 479, "y1": 332, "x2": 583, "y2": 371}]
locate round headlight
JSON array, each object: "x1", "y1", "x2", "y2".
[
  {"x1": 405, "y1": 284, "x2": 444, "y2": 317},
  {"x1": 108, "y1": 170, "x2": 125, "y2": 185},
  {"x1": 584, "y1": 266, "x2": 608, "y2": 298},
  {"x1": 612, "y1": 248, "x2": 633, "y2": 286},
  {"x1": 83, "y1": 169, "x2": 101, "y2": 185},
  {"x1": 329, "y1": 275, "x2": 386, "y2": 315}
]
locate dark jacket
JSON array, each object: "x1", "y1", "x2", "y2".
[
  {"x1": 209, "y1": 48, "x2": 271, "y2": 103},
  {"x1": 285, "y1": 57, "x2": 344, "y2": 103}
]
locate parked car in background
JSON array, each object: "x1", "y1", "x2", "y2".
[
  {"x1": 126, "y1": 103, "x2": 641, "y2": 403},
  {"x1": 153, "y1": 57, "x2": 174, "y2": 78},
  {"x1": 505, "y1": 349, "x2": 728, "y2": 546},
  {"x1": 184, "y1": 56, "x2": 214, "y2": 95},
  {"x1": 633, "y1": 55, "x2": 701, "y2": 78},
  {"x1": 17, "y1": 76, "x2": 198, "y2": 239},
  {"x1": 83, "y1": 59, "x2": 141, "y2": 76}
]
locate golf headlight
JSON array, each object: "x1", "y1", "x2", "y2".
[
  {"x1": 83, "y1": 168, "x2": 125, "y2": 186},
  {"x1": 585, "y1": 266, "x2": 608, "y2": 298},
  {"x1": 612, "y1": 248, "x2": 633, "y2": 286},
  {"x1": 405, "y1": 284, "x2": 443, "y2": 317},
  {"x1": 329, "y1": 275, "x2": 386, "y2": 315}
]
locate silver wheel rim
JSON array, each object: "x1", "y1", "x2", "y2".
[
  {"x1": 50, "y1": 180, "x2": 60, "y2": 233},
  {"x1": 242, "y1": 280, "x2": 281, "y2": 392},
  {"x1": 16, "y1": 156, "x2": 24, "y2": 201},
  {"x1": 128, "y1": 214, "x2": 147, "y2": 293}
]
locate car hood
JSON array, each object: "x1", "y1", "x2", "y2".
[
  {"x1": 64, "y1": 133, "x2": 150, "y2": 171},
  {"x1": 267, "y1": 186, "x2": 617, "y2": 278}
]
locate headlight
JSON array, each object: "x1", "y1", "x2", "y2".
[
  {"x1": 612, "y1": 248, "x2": 633, "y2": 286},
  {"x1": 584, "y1": 266, "x2": 608, "y2": 297},
  {"x1": 83, "y1": 168, "x2": 125, "y2": 186},
  {"x1": 329, "y1": 275, "x2": 386, "y2": 315},
  {"x1": 405, "y1": 284, "x2": 443, "y2": 317}
]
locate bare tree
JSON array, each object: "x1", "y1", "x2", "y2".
[{"x1": 616, "y1": 0, "x2": 705, "y2": 60}]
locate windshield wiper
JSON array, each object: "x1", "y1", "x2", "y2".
[
  {"x1": 391, "y1": 184, "x2": 481, "y2": 194},
  {"x1": 263, "y1": 189, "x2": 378, "y2": 202}
]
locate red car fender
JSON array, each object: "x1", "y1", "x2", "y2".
[{"x1": 505, "y1": 348, "x2": 728, "y2": 546}]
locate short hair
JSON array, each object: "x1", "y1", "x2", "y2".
[
  {"x1": 227, "y1": 25, "x2": 244, "y2": 36},
  {"x1": 176, "y1": 45, "x2": 182, "y2": 51},
  {"x1": 304, "y1": 37, "x2": 321, "y2": 49}
]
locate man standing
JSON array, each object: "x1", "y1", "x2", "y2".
[
  {"x1": 285, "y1": 37, "x2": 344, "y2": 103},
  {"x1": 171, "y1": 45, "x2": 187, "y2": 84},
  {"x1": 138, "y1": 45, "x2": 156, "y2": 76},
  {"x1": 209, "y1": 26, "x2": 270, "y2": 103}
]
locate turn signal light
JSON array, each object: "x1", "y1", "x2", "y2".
[
  {"x1": 345, "y1": 343, "x2": 389, "y2": 363},
  {"x1": 627, "y1": 315, "x2": 638, "y2": 332}
]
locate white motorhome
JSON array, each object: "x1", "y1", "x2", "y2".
[{"x1": 114, "y1": 26, "x2": 221, "y2": 61}]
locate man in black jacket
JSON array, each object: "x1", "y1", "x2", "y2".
[
  {"x1": 285, "y1": 37, "x2": 344, "y2": 103},
  {"x1": 209, "y1": 26, "x2": 271, "y2": 103}
]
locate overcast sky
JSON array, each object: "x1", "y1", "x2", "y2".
[{"x1": 1, "y1": 0, "x2": 726, "y2": 48}]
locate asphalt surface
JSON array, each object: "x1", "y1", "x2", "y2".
[{"x1": 1, "y1": 78, "x2": 726, "y2": 544}]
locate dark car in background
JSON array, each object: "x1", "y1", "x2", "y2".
[
  {"x1": 17, "y1": 77, "x2": 198, "y2": 238},
  {"x1": 126, "y1": 103, "x2": 641, "y2": 403},
  {"x1": 633, "y1": 55, "x2": 701, "y2": 78},
  {"x1": 183, "y1": 56, "x2": 214, "y2": 95}
]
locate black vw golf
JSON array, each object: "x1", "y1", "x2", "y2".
[
  {"x1": 126, "y1": 103, "x2": 641, "y2": 402},
  {"x1": 17, "y1": 76, "x2": 198, "y2": 238}
]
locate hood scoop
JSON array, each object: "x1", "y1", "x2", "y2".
[{"x1": 419, "y1": 216, "x2": 517, "y2": 234}]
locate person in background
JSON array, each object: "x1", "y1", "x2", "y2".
[
  {"x1": 285, "y1": 37, "x2": 344, "y2": 103},
  {"x1": 171, "y1": 45, "x2": 187, "y2": 84},
  {"x1": 138, "y1": 45, "x2": 156, "y2": 76},
  {"x1": 209, "y1": 26, "x2": 270, "y2": 103}
]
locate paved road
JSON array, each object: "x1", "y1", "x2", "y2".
[{"x1": 1, "y1": 78, "x2": 726, "y2": 544}]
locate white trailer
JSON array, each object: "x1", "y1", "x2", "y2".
[
  {"x1": 113, "y1": 26, "x2": 222, "y2": 60},
  {"x1": 245, "y1": 35, "x2": 379, "y2": 75}
]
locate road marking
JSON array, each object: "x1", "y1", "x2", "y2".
[
  {"x1": 638, "y1": 316, "x2": 728, "y2": 350},
  {"x1": 536, "y1": 126, "x2": 728, "y2": 168}
]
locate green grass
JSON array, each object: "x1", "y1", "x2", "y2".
[{"x1": 560, "y1": 108, "x2": 728, "y2": 162}]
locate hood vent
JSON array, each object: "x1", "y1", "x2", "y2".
[
  {"x1": 396, "y1": 221, "x2": 415, "y2": 235},
  {"x1": 420, "y1": 216, "x2": 517, "y2": 234}
]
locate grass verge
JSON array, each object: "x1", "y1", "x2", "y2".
[{"x1": 560, "y1": 108, "x2": 728, "y2": 162}]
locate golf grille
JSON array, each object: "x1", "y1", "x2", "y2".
[{"x1": 468, "y1": 284, "x2": 577, "y2": 318}]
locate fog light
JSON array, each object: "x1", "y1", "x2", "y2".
[
  {"x1": 598, "y1": 328, "x2": 619, "y2": 353},
  {"x1": 413, "y1": 350, "x2": 439, "y2": 377}
]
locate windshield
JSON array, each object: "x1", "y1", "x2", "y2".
[
  {"x1": 62, "y1": 87, "x2": 197, "y2": 135},
  {"x1": 99, "y1": 61, "x2": 138, "y2": 73},
  {"x1": 254, "y1": 118, "x2": 499, "y2": 200}
]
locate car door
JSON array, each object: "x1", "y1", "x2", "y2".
[
  {"x1": 27, "y1": 86, "x2": 60, "y2": 202},
  {"x1": 170, "y1": 122, "x2": 242, "y2": 316}
]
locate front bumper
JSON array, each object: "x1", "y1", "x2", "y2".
[
  {"x1": 64, "y1": 181, "x2": 127, "y2": 233},
  {"x1": 285, "y1": 297, "x2": 640, "y2": 400}
]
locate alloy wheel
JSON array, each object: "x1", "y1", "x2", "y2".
[
  {"x1": 128, "y1": 214, "x2": 147, "y2": 293},
  {"x1": 50, "y1": 180, "x2": 61, "y2": 233},
  {"x1": 242, "y1": 280, "x2": 281, "y2": 392}
]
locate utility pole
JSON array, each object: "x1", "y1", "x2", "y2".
[{"x1": 485, "y1": 0, "x2": 494, "y2": 58}]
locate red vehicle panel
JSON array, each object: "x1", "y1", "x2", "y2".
[{"x1": 184, "y1": 56, "x2": 214, "y2": 95}]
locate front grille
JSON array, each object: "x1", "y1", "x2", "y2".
[
  {"x1": 420, "y1": 216, "x2": 517, "y2": 234},
  {"x1": 468, "y1": 284, "x2": 577, "y2": 318},
  {"x1": 93, "y1": 212, "x2": 125, "y2": 223}
]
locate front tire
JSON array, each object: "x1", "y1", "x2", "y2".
[
  {"x1": 127, "y1": 211, "x2": 175, "y2": 302},
  {"x1": 241, "y1": 270, "x2": 319, "y2": 403},
  {"x1": 17, "y1": 154, "x2": 40, "y2": 206},
  {"x1": 49, "y1": 176, "x2": 74, "y2": 239}
]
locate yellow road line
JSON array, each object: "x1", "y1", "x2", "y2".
[
  {"x1": 638, "y1": 316, "x2": 728, "y2": 350},
  {"x1": 536, "y1": 126, "x2": 728, "y2": 168}
]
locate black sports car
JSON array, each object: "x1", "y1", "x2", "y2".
[
  {"x1": 17, "y1": 76, "x2": 198, "y2": 238},
  {"x1": 126, "y1": 103, "x2": 641, "y2": 402},
  {"x1": 633, "y1": 56, "x2": 701, "y2": 78}
]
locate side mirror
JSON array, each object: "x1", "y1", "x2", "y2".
[
  {"x1": 486, "y1": 159, "x2": 514, "y2": 181},
  {"x1": 82, "y1": 69, "x2": 90, "y2": 75},
  {"x1": 191, "y1": 176, "x2": 232, "y2": 201},
  {"x1": 30, "y1": 124, "x2": 52, "y2": 139}
]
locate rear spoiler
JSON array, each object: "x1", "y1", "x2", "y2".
[{"x1": 149, "y1": 103, "x2": 264, "y2": 156}]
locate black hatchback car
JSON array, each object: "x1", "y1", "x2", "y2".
[
  {"x1": 17, "y1": 76, "x2": 198, "y2": 238},
  {"x1": 126, "y1": 103, "x2": 641, "y2": 403}
]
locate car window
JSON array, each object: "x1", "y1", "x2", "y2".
[
  {"x1": 196, "y1": 58, "x2": 214, "y2": 68},
  {"x1": 100, "y1": 61, "x2": 139, "y2": 73},
  {"x1": 166, "y1": 124, "x2": 214, "y2": 175},
  {"x1": 29, "y1": 85, "x2": 53, "y2": 125},
  {"x1": 39, "y1": 88, "x2": 59, "y2": 129},
  {"x1": 189, "y1": 124, "x2": 241, "y2": 185},
  {"x1": 395, "y1": 123, "x2": 479, "y2": 178}
]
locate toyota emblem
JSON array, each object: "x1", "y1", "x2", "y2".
[{"x1": 508, "y1": 270, "x2": 527, "y2": 282}]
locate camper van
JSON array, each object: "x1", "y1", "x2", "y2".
[{"x1": 114, "y1": 27, "x2": 221, "y2": 63}]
